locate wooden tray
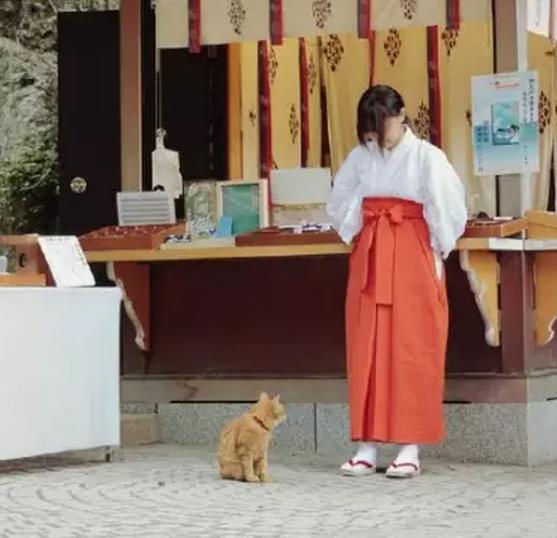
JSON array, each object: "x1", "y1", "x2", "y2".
[
  {"x1": 464, "y1": 218, "x2": 527, "y2": 238},
  {"x1": 525, "y1": 210, "x2": 557, "y2": 239},
  {"x1": 79, "y1": 223, "x2": 185, "y2": 251},
  {"x1": 235, "y1": 227, "x2": 342, "y2": 247}
]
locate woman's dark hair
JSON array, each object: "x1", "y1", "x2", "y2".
[{"x1": 357, "y1": 85, "x2": 406, "y2": 148}]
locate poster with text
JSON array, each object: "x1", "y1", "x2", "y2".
[{"x1": 471, "y1": 71, "x2": 539, "y2": 176}]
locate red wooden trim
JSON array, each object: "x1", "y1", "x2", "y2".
[
  {"x1": 270, "y1": 0, "x2": 283, "y2": 46},
  {"x1": 426, "y1": 26, "x2": 442, "y2": 148},
  {"x1": 258, "y1": 41, "x2": 273, "y2": 188},
  {"x1": 299, "y1": 38, "x2": 310, "y2": 167},
  {"x1": 358, "y1": 0, "x2": 371, "y2": 39},
  {"x1": 189, "y1": 0, "x2": 201, "y2": 53},
  {"x1": 446, "y1": 0, "x2": 460, "y2": 30},
  {"x1": 369, "y1": 30, "x2": 376, "y2": 87}
]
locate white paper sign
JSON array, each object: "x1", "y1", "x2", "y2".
[
  {"x1": 527, "y1": 0, "x2": 552, "y2": 36},
  {"x1": 270, "y1": 168, "x2": 332, "y2": 204},
  {"x1": 38, "y1": 236, "x2": 95, "y2": 288}
]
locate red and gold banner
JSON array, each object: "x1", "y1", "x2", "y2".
[{"x1": 156, "y1": 0, "x2": 491, "y2": 48}]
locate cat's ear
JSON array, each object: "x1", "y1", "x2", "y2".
[
  {"x1": 273, "y1": 393, "x2": 281, "y2": 403},
  {"x1": 259, "y1": 392, "x2": 269, "y2": 401}
]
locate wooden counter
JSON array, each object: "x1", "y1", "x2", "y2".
[
  {"x1": 85, "y1": 237, "x2": 523, "y2": 263},
  {"x1": 85, "y1": 236, "x2": 557, "y2": 390}
]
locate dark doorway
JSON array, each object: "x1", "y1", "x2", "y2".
[
  {"x1": 159, "y1": 46, "x2": 228, "y2": 182},
  {"x1": 58, "y1": 11, "x2": 121, "y2": 235}
]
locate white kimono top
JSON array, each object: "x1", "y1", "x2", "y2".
[{"x1": 327, "y1": 128, "x2": 467, "y2": 262}]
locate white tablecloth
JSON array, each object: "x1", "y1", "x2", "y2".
[{"x1": 0, "y1": 287, "x2": 121, "y2": 461}]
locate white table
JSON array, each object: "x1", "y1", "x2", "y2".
[{"x1": 0, "y1": 287, "x2": 121, "y2": 461}]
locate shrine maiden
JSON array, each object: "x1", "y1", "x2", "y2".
[{"x1": 327, "y1": 85, "x2": 467, "y2": 478}]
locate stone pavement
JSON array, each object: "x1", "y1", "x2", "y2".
[{"x1": 0, "y1": 445, "x2": 556, "y2": 538}]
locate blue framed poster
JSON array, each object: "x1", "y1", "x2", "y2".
[{"x1": 471, "y1": 71, "x2": 539, "y2": 176}]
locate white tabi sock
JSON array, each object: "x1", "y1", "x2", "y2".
[
  {"x1": 352, "y1": 442, "x2": 377, "y2": 466},
  {"x1": 393, "y1": 444, "x2": 420, "y2": 465}
]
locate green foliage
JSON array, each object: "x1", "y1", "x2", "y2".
[{"x1": 0, "y1": 137, "x2": 59, "y2": 234}]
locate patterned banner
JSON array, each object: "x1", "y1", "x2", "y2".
[
  {"x1": 269, "y1": 39, "x2": 302, "y2": 169},
  {"x1": 156, "y1": 0, "x2": 491, "y2": 48},
  {"x1": 201, "y1": 0, "x2": 270, "y2": 45},
  {"x1": 283, "y1": 0, "x2": 358, "y2": 38},
  {"x1": 374, "y1": 27, "x2": 430, "y2": 142}
]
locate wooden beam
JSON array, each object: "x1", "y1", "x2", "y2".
[
  {"x1": 493, "y1": 0, "x2": 531, "y2": 216},
  {"x1": 120, "y1": 0, "x2": 143, "y2": 192},
  {"x1": 120, "y1": 372, "x2": 557, "y2": 404}
]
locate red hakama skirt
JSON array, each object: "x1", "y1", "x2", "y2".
[{"x1": 346, "y1": 197, "x2": 448, "y2": 444}]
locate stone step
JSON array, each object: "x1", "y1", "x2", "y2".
[{"x1": 121, "y1": 413, "x2": 158, "y2": 447}]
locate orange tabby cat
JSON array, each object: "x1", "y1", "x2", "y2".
[{"x1": 218, "y1": 392, "x2": 286, "y2": 483}]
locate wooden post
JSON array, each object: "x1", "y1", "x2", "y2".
[
  {"x1": 228, "y1": 44, "x2": 243, "y2": 180},
  {"x1": 493, "y1": 0, "x2": 537, "y2": 374},
  {"x1": 493, "y1": 0, "x2": 531, "y2": 216},
  {"x1": 120, "y1": 0, "x2": 143, "y2": 192}
]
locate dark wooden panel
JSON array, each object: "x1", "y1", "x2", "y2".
[
  {"x1": 148, "y1": 257, "x2": 348, "y2": 376},
  {"x1": 119, "y1": 255, "x2": 499, "y2": 377},
  {"x1": 445, "y1": 253, "x2": 501, "y2": 373}
]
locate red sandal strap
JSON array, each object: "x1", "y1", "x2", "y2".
[
  {"x1": 348, "y1": 459, "x2": 375, "y2": 469},
  {"x1": 389, "y1": 462, "x2": 419, "y2": 471}
]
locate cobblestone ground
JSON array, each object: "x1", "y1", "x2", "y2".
[{"x1": 0, "y1": 444, "x2": 556, "y2": 538}]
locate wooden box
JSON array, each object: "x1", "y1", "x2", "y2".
[
  {"x1": 0, "y1": 234, "x2": 47, "y2": 276},
  {"x1": 235, "y1": 227, "x2": 342, "y2": 247},
  {"x1": 464, "y1": 217, "x2": 527, "y2": 238},
  {"x1": 525, "y1": 211, "x2": 557, "y2": 239},
  {"x1": 79, "y1": 222, "x2": 185, "y2": 251}
]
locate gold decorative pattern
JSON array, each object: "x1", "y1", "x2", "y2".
[
  {"x1": 323, "y1": 34, "x2": 345, "y2": 72},
  {"x1": 227, "y1": 0, "x2": 246, "y2": 36},
  {"x1": 441, "y1": 27, "x2": 459, "y2": 56},
  {"x1": 414, "y1": 102, "x2": 431, "y2": 141},
  {"x1": 465, "y1": 109, "x2": 472, "y2": 127},
  {"x1": 269, "y1": 46, "x2": 279, "y2": 85},
  {"x1": 383, "y1": 29, "x2": 402, "y2": 67},
  {"x1": 312, "y1": 0, "x2": 332, "y2": 29},
  {"x1": 289, "y1": 104, "x2": 300, "y2": 144},
  {"x1": 400, "y1": 0, "x2": 417, "y2": 20},
  {"x1": 539, "y1": 91, "x2": 551, "y2": 134},
  {"x1": 308, "y1": 53, "x2": 318, "y2": 95}
]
